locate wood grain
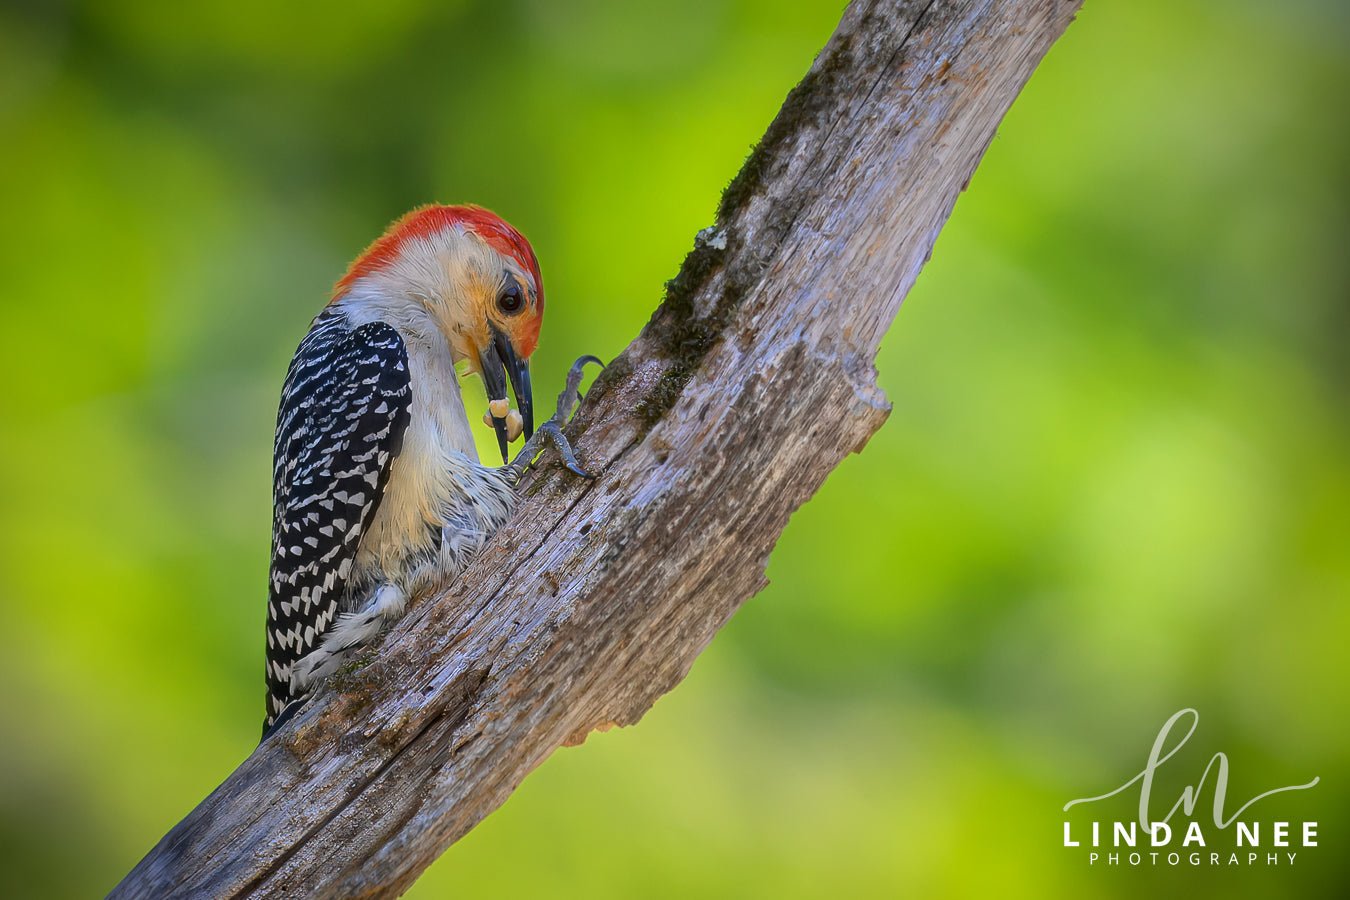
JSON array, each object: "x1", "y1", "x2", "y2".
[{"x1": 112, "y1": 0, "x2": 1082, "y2": 895}]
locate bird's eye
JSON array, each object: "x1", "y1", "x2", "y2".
[{"x1": 497, "y1": 281, "x2": 525, "y2": 315}]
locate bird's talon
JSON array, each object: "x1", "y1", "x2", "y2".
[
  {"x1": 540, "y1": 421, "x2": 593, "y2": 478},
  {"x1": 503, "y1": 356, "x2": 602, "y2": 477}
]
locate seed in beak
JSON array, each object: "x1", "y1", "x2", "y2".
[
  {"x1": 488, "y1": 398, "x2": 510, "y2": 419},
  {"x1": 506, "y1": 409, "x2": 524, "y2": 442}
]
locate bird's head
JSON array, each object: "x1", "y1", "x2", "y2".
[{"x1": 332, "y1": 204, "x2": 544, "y2": 462}]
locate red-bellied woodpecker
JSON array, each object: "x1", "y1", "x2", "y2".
[{"x1": 263, "y1": 204, "x2": 598, "y2": 737}]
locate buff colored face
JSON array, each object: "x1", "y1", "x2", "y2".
[
  {"x1": 456, "y1": 247, "x2": 543, "y2": 461},
  {"x1": 456, "y1": 265, "x2": 542, "y2": 373}
]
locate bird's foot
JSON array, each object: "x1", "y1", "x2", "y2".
[{"x1": 505, "y1": 355, "x2": 603, "y2": 482}]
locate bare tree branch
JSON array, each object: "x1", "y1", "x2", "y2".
[{"x1": 112, "y1": 1, "x2": 1081, "y2": 896}]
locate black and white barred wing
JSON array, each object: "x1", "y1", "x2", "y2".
[{"x1": 265, "y1": 312, "x2": 411, "y2": 727}]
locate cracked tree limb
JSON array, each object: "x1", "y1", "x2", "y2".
[{"x1": 112, "y1": 0, "x2": 1082, "y2": 896}]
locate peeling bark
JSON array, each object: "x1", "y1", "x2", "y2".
[{"x1": 112, "y1": 1, "x2": 1082, "y2": 896}]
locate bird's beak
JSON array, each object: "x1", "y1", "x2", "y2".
[{"x1": 478, "y1": 324, "x2": 533, "y2": 464}]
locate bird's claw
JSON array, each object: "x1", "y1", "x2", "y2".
[
  {"x1": 538, "y1": 421, "x2": 594, "y2": 478},
  {"x1": 505, "y1": 355, "x2": 604, "y2": 481}
]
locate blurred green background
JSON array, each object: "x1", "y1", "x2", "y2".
[{"x1": 1, "y1": 0, "x2": 1347, "y2": 896}]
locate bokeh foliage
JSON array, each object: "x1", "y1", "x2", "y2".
[{"x1": 0, "y1": 1, "x2": 1346, "y2": 897}]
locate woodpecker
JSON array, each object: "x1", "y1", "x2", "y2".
[{"x1": 264, "y1": 204, "x2": 597, "y2": 737}]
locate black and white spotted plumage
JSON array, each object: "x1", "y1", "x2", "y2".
[{"x1": 265, "y1": 308, "x2": 411, "y2": 728}]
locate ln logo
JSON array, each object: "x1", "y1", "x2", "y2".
[{"x1": 1062, "y1": 708, "x2": 1320, "y2": 868}]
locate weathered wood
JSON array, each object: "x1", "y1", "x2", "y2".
[{"x1": 112, "y1": 0, "x2": 1081, "y2": 896}]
